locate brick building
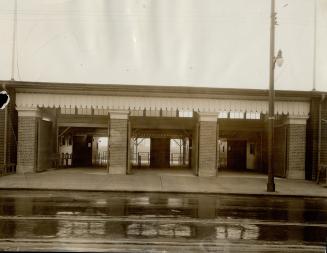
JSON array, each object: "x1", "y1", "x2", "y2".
[{"x1": 0, "y1": 80, "x2": 326, "y2": 181}]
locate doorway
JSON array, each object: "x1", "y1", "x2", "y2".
[
  {"x1": 227, "y1": 140, "x2": 247, "y2": 171},
  {"x1": 72, "y1": 135, "x2": 93, "y2": 167},
  {"x1": 150, "y1": 138, "x2": 170, "y2": 168}
]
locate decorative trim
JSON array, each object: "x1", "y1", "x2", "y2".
[{"x1": 15, "y1": 93, "x2": 310, "y2": 116}]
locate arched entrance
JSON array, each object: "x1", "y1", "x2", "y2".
[{"x1": 130, "y1": 116, "x2": 194, "y2": 172}]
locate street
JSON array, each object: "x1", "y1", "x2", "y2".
[{"x1": 0, "y1": 190, "x2": 326, "y2": 252}]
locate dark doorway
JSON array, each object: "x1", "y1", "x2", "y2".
[
  {"x1": 227, "y1": 140, "x2": 246, "y2": 171},
  {"x1": 72, "y1": 135, "x2": 92, "y2": 167},
  {"x1": 150, "y1": 138, "x2": 170, "y2": 168}
]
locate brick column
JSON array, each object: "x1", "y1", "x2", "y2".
[
  {"x1": 16, "y1": 107, "x2": 41, "y2": 174},
  {"x1": 198, "y1": 112, "x2": 217, "y2": 177},
  {"x1": 108, "y1": 110, "x2": 129, "y2": 174},
  {"x1": 285, "y1": 116, "x2": 308, "y2": 179}
]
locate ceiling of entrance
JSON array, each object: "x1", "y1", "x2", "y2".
[
  {"x1": 132, "y1": 129, "x2": 192, "y2": 139},
  {"x1": 130, "y1": 117, "x2": 195, "y2": 130}
]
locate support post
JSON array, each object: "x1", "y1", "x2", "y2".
[{"x1": 267, "y1": 0, "x2": 276, "y2": 192}]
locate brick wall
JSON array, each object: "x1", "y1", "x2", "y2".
[
  {"x1": 198, "y1": 121, "x2": 217, "y2": 176},
  {"x1": 286, "y1": 124, "x2": 306, "y2": 179},
  {"x1": 273, "y1": 124, "x2": 287, "y2": 177},
  {"x1": 109, "y1": 118, "x2": 128, "y2": 174},
  {"x1": 17, "y1": 116, "x2": 38, "y2": 173}
]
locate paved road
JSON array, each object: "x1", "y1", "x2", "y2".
[{"x1": 0, "y1": 190, "x2": 326, "y2": 252}]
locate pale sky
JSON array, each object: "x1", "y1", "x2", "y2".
[{"x1": 0, "y1": 0, "x2": 326, "y2": 91}]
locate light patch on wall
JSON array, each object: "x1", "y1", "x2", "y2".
[
  {"x1": 229, "y1": 111, "x2": 244, "y2": 119},
  {"x1": 42, "y1": 117, "x2": 51, "y2": 122},
  {"x1": 218, "y1": 111, "x2": 228, "y2": 119},
  {"x1": 97, "y1": 137, "x2": 108, "y2": 148}
]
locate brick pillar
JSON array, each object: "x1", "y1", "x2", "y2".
[
  {"x1": 108, "y1": 110, "x2": 129, "y2": 174},
  {"x1": 198, "y1": 112, "x2": 217, "y2": 177},
  {"x1": 306, "y1": 98, "x2": 320, "y2": 180},
  {"x1": 16, "y1": 107, "x2": 41, "y2": 174},
  {"x1": 285, "y1": 116, "x2": 308, "y2": 179}
]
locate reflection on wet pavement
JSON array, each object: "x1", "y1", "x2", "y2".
[
  {"x1": 216, "y1": 224, "x2": 259, "y2": 240},
  {"x1": 0, "y1": 219, "x2": 326, "y2": 244},
  {"x1": 126, "y1": 223, "x2": 193, "y2": 238},
  {"x1": 0, "y1": 195, "x2": 326, "y2": 223},
  {"x1": 0, "y1": 191, "x2": 326, "y2": 251}
]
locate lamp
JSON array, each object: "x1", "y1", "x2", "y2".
[{"x1": 275, "y1": 50, "x2": 284, "y2": 67}]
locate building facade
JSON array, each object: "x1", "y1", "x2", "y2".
[{"x1": 0, "y1": 81, "x2": 326, "y2": 181}]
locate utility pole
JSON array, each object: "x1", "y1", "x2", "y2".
[
  {"x1": 266, "y1": 0, "x2": 284, "y2": 192},
  {"x1": 3, "y1": 0, "x2": 17, "y2": 166},
  {"x1": 312, "y1": 0, "x2": 317, "y2": 91},
  {"x1": 267, "y1": 0, "x2": 277, "y2": 192},
  {"x1": 11, "y1": 0, "x2": 17, "y2": 81},
  {"x1": 2, "y1": 85, "x2": 8, "y2": 167}
]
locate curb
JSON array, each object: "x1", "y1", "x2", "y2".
[{"x1": 0, "y1": 187, "x2": 326, "y2": 199}]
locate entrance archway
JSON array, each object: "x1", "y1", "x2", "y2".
[
  {"x1": 150, "y1": 138, "x2": 170, "y2": 168},
  {"x1": 58, "y1": 127, "x2": 108, "y2": 168},
  {"x1": 131, "y1": 130, "x2": 192, "y2": 171}
]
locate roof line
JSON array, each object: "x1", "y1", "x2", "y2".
[{"x1": 0, "y1": 80, "x2": 321, "y2": 100}]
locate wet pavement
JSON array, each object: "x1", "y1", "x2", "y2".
[
  {"x1": 0, "y1": 191, "x2": 326, "y2": 252},
  {"x1": 1, "y1": 168, "x2": 326, "y2": 198}
]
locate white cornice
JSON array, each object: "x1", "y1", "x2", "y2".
[
  {"x1": 285, "y1": 115, "x2": 309, "y2": 125},
  {"x1": 198, "y1": 112, "x2": 218, "y2": 122},
  {"x1": 16, "y1": 107, "x2": 41, "y2": 117},
  {"x1": 109, "y1": 110, "x2": 130, "y2": 120},
  {"x1": 15, "y1": 93, "x2": 310, "y2": 117}
]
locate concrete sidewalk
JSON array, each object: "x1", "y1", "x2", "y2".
[{"x1": 0, "y1": 168, "x2": 326, "y2": 197}]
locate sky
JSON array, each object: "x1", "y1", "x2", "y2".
[{"x1": 0, "y1": 0, "x2": 326, "y2": 91}]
